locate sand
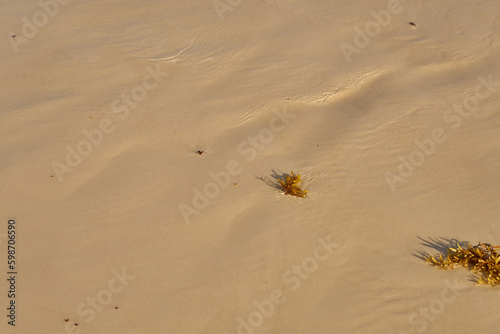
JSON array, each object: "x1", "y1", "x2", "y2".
[{"x1": 1, "y1": 0, "x2": 500, "y2": 333}]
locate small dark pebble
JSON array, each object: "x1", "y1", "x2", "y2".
[{"x1": 409, "y1": 22, "x2": 416, "y2": 27}]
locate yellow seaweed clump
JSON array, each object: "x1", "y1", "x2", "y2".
[
  {"x1": 426, "y1": 242, "x2": 500, "y2": 286},
  {"x1": 277, "y1": 171, "x2": 308, "y2": 198}
]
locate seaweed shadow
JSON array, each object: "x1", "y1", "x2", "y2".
[
  {"x1": 413, "y1": 236, "x2": 470, "y2": 261},
  {"x1": 256, "y1": 169, "x2": 287, "y2": 192}
]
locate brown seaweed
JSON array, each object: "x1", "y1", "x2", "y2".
[
  {"x1": 276, "y1": 171, "x2": 308, "y2": 198},
  {"x1": 426, "y1": 242, "x2": 500, "y2": 286}
]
